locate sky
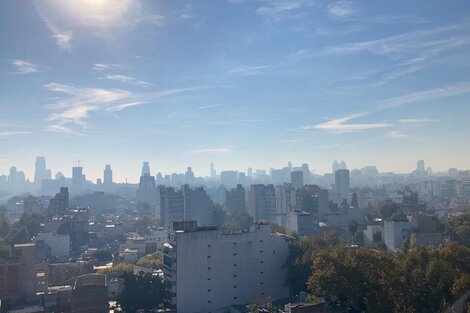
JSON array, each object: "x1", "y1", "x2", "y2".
[{"x1": 1, "y1": 0, "x2": 470, "y2": 182}]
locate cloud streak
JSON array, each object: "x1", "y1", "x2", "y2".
[
  {"x1": 104, "y1": 74, "x2": 153, "y2": 87},
  {"x1": 8, "y1": 59, "x2": 39, "y2": 74},
  {"x1": 303, "y1": 113, "x2": 390, "y2": 133},
  {"x1": 0, "y1": 131, "x2": 31, "y2": 137},
  {"x1": 189, "y1": 147, "x2": 232, "y2": 154}
]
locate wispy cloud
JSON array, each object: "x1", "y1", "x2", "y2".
[
  {"x1": 104, "y1": 74, "x2": 153, "y2": 87},
  {"x1": 93, "y1": 63, "x2": 126, "y2": 71},
  {"x1": 198, "y1": 104, "x2": 223, "y2": 110},
  {"x1": 44, "y1": 82, "x2": 142, "y2": 133},
  {"x1": 229, "y1": 65, "x2": 270, "y2": 76},
  {"x1": 398, "y1": 118, "x2": 439, "y2": 123},
  {"x1": 303, "y1": 113, "x2": 390, "y2": 133},
  {"x1": 387, "y1": 130, "x2": 408, "y2": 138},
  {"x1": 327, "y1": 1, "x2": 357, "y2": 19},
  {"x1": 378, "y1": 82, "x2": 470, "y2": 109},
  {"x1": 138, "y1": 14, "x2": 165, "y2": 26},
  {"x1": 0, "y1": 131, "x2": 31, "y2": 137},
  {"x1": 8, "y1": 59, "x2": 39, "y2": 74},
  {"x1": 189, "y1": 147, "x2": 232, "y2": 154},
  {"x1": 256, "y1": 0, "x2": 314, "y2": 21}
]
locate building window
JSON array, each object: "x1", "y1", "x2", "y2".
[
  {"x1": 233, "y1": 253, "x2": 237, "y2": 256},
  {"x1": 260, "y1": 282, "x2": 264, "y2": 285},
  {"x1": 233, "y1": 264, "x2": 237, "y2": 267},
  {"x1": 207, "y1": 267, "x2": 211, "y2": 270},
  {"x1": 233, "y1": 242, "x2": 237, "y2": 245},
  {"x1": 260, "y1": 250, "x2": 263, "y2": 253},
  {"x1": 260, "y1": 271, "x2": 264, "y2": 274},
  {"x1": 208, "y1": 300, "x2": 212, "y2": 303},
  {"x1": 233, "y1": 297, "x2": 238, "y2": 300},
  {"x1": 233, "y1": 274, "x2": 237, "y2": 278},
  {"x1": 208, "y1": 289, "x2": 211, "y2": 292},
  {"x1": 207, "y1": 278, "x2": 211, "y2": 281},
  {"x1": 207, "y1": 244, "x2": 211, "y2": 248},
  {"x1": 207, "y1": 255, "x2": 211, "y2": 259},
  {"x1": 234, "y1": 285, "x2": 237, "y2": 288},
  {"x1": 260, "y1": 261, "x2": 264, "y2": 264},
  {"x1": 261, "y1": 292, "x2": 265, "y2": 296},
  {"x1": 259, "y1": 240, "x2": 263, "y2": 243}
]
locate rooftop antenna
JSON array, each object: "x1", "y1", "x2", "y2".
[{"x1": 73, "y1": 160, "x2": 82, "y2": 167}]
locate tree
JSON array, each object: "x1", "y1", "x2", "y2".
[
  {"x1": 376, "y1": 203, "x2": 401, "y2": 220},
  {"x1": 0, "y1": 205, "x2": 10, "y2": 238},
  {"x1": 137, "y1": 252, "x2": 163, "y2": 269},
  {"x1": 223, "y1": 210, "x2": 253, "y2": 230},
  {"x1": 445, "y1": 214, "x2": 470, "y2": 247},
  {"x1": 348, "y1": 220, "x2": 358, "y2": 244},
  {"x1": 117, "y1": 271, "x2": 168, "y2": 313},
  {"x1": 212, "y1": 203, "x2": 226, "y2": 227}
]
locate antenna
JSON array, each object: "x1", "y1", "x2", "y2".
[{"x1": 72, "y1": 160, "x2": 83, "y2": 167}]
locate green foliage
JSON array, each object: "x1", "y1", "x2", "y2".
[
  {"x1": 133, "y1": 215, "x2": 159, "y2": 235},
  {"x1": 0, "y1": 205, "x2": 10, "y2": 238},
  {"x1": 348, "y1": 220, "x2": 358, "y2": 236},
  {"x1": 212, "y1": 203, "x2": 226, "y2": 227},
  {"x1": 445, "y1": 214, "x2": 470, "y2": 247},
  {"x1": 93, "y1": 249, "x2": 113, "y2": 262},
  {"x1": 223, "y1": 209, "x2": 253, "y2": 230},
  {"x1": 117, "y1": 271, "x2": 168, "y2": 313},
  {"x1": 137, "y1": 252, "x2": 163, "y2": 269},
  {"x1": 306, "y1": 243, "x2": 470, "y2": 313},
  {"x1": 284, "y1": 232, "x2": 340, "y2": 295},
  {"x1": 376, "y1": 203, "x2": 401, "y2": 220},
  {"x1": 4, "y1": 211, "x2": 47, "y2": 246}
]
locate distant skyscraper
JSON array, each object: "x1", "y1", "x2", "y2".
[
  {"x1": 137, "y1": 173, "x2": 160, "y2": 215},
  {"x1": 210, "y1": 163, "x2": 216, "y2": 178},
  {"x1": 332, "y1": 160, "x2": 339, "y2": 173},
  {"x1": 142, "y1": 161, "x2": 151, "y2": 176},
  {"x1": 72, "y1": 166, "x2": 83, "y2": 192},
  {"x1": 247, "y1": 167, "x2": 253, "y2": 178},
  {"x1": 34, "y1": 156, "x2": 47, "y2": 186},
  {"x1": 335, "y1": 169, "x2": 350, "y2": 201},
  {"x1": 339, "y1": 160, "x2": 347, "y2": 170},
  {"x1": 48, "y1": 187, "x2": 69, "y2": 216},
  {"x1": 290, "y1": 171, "x2": 304, "y2": 190},
  {"x1": 103, "y1": 164, "x2": 113, "y2": 187},
  {"x1": 225, "y1": 184, "x2": 246, "y2": 212},
  {"x1": 185, "y1": 167, "x2": 195, "y2": 185},
  {"x1": 417, "y1": 160, "x2": 425, "y2": 173},
  {"x1": 247, "y1": 184, "x2": 276, "y2": 221}
]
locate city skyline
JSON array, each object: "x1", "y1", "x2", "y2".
[{"x1": 1, "y1": 0, "x2": 470, "y2": 181}]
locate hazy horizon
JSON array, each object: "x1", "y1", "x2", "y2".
[{"x1": 1, "y1": 0, "x2": 470, "y2": 182}]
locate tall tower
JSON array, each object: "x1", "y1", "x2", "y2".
[
  {"x1": 210, "y1": 163, "x2": 216, "y2": 178},
  {"x1": 142, "y1": 162, "x2": 151, "y2": 176},
  {"x1": 72, "y1": 166, "x2": 83, "y2": 192},
  {"x1": 34, "y1": 156, "x2": 47, "y2": 186},
  {"x1": 335, "y1": 169, "x2": 350, "y2": 201},
  {"x1": 103, "y1": 164, "x2": 113, "y2": 187},
  {"x1": 417, "y1": 160, "x2": 425, "y2": 173}
]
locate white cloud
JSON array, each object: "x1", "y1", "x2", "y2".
[
  {"x1": 398, "y1": 118, "x2": 439, "y2": 123},
  {"x1": 105, "y1": 74, "x2": 152, "y2": 87},
  {"x1": 8, "y1": 59, "x2": 39, "y2": 74},
  {"x1": 379, "y1": 82, "x2": 470, "y2": 109},
  {"x1": 44, "y1": 82, "x2": 142, "y2": 132},
  {"x1": 198, "y1": 104, "x2": 223, "y2": 110},
  {"x1": 303, "y1": 113, "x2": 390, "y2": 133},
  {"x1": 256, "y1": 0, "x2": 314, "y2": 20},
  {"x1": 189, "y1": 147, "x2": 232, "y2": 154},
  {"x1": 93, "y1": 63, "x2": 125, "y2": 71},
  {"x1": 387, "y1": 130, "x2": 408, "y2": 138},
  {"x1": 327, "y1": 1, "x2": 356, "y2": 19},
  {"x1": 138, "y1": 14, "x2": 164, "y2": 26},
  {"x1": 229, "y1": 65, "x2": 270, "y2": 76},
  {"x1": 0, "y1": 131, "x2": 31, "y2": 136}
]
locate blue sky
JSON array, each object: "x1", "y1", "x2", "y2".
[{"x1": 1, "y1": 0, "x2": 470, "y2": 182}]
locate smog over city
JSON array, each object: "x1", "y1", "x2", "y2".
[{"x1": 0, "y1": 1, "x2": 470, "y2": 313}]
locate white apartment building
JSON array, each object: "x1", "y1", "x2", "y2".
[{"x1": 163, "y1": 221, "x2": 293, "y2": 313}]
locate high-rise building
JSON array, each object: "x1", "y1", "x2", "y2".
[
  {"x1": 142, "y1": 161, "x2": 151, "y2": 176},
  {"x1": 275, "y1": 184, "x2": 293, "y2": 214},
  {"x1": 247, "y1": 184, "x2": 276, "y2": 221},
  {"x1": 225, "y1": 184, "x2": 246, "y2": 212},
  {"x1": 34, "y1": 156, "x2": 47, "y2": 186},
  {"x1": 417, "y1": 160, "x2": 425, "y2": 173},
  {"x1": 221, "y1": 171, "x2": 238, "y2": 187},
  {"x1": 247, "y1": 167, "x2": 253, "y2": 178},
  {"x1": 163, "y1": 222, "x2": 291, "y2": 313},
  {"x1": 185, "y1": 167, "x2": 195, "y2": 185},
  {"x1": 290, "y1": 171, "x2": 304, "y2": 189},
  {"x1": 72, "y1": 166, "x2": 83, "y2": 192},
  {"x1": 136, "y1": 174, "x2": 160, "y2": 215},
  {"x1": 210, "y1": 163, "x2": 216, "y2": 178},
  {"x1": 103, "y1": 164, "x2": 113, "y2": 188},
  {"x1": 48, "y1": 187, "x2": 69, "y2": 216},
  {"x1": 335, "y1": 169, "x2": 350, "y2": 201}
]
